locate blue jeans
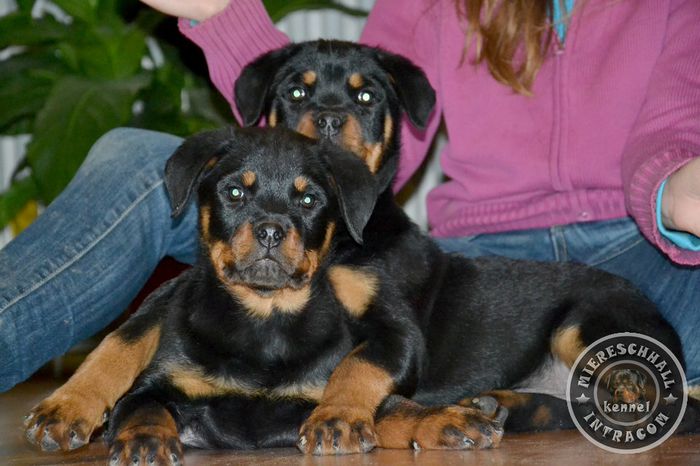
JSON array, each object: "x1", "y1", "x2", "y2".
[
  {"x1": 0, "y1": 128, "x2": 196, "y2": 391},
  {"x1": 1, "y1": 128, "x2": 698, "y2": 391}
]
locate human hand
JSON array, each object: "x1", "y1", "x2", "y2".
[
  {"x1": 661, "y1": 156, "x2": 700, "y2": 237},
  {"x1": 139, "y1": 0, "x2": 230, "y2": 22}
]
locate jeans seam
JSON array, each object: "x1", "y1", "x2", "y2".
[
  {"x1": 551, "y1": 227, "x2": 567, "y2": 262},
  {"x1": 0, "y1": 179, "x2": 164, "y2": 317},
  {"x1": 588, "y1": 237, "x2": 646, "y2": 268}
]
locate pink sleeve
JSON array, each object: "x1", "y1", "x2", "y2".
[
  {"x1": 177, "y1": 0, "x2": 289, "y2": 123},
  {"x1": 622, "y1": 0, "x2": 700, "y2": 266},
  {"x1": 360, "y1": 0, "x2": 442, "y2": 192}
]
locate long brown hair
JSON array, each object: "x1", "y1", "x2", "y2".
[{"x1": 456, "y1": 0, "x2": 555, "y2": 95}]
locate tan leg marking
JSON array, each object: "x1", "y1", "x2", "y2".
[
  {"x1": 531, "y1": 405, "x2": 553, "y2": 428},
  {"x1": 551, "y1": 325, "x2": 585, "y2": 367},
  {"x1": 298, "y1": 347, "x2": 393, "y2": 454},
  {"x1": 25, "y1": 327, "x2": 161, "y2": 451},
  {"x1": 377, "y1": 398, "x2": 505, "y2": 450}
]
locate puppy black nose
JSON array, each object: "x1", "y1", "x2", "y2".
[
  {"x1": 255, "y1": 222, "x2": 285, "y2": 249},
  {"x1": 315, "y1": 112, "x2": 345, "y2": 137}
]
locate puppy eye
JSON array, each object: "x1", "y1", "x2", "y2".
[
  {"x1": 289, "y1": 86, "x2": 307, "y2": 102},
  {"x1": 357, "y1": 90, "x2": 374, "y2": 104},
  {"x1": 300, "y1": 194, "x2": 316, "y2": 208},
  {"x1": 230, "y1": 187, "x2": 245, "y2": 201}
]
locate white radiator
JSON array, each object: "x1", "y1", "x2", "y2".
[{"x1": 0, "y1": 0, "x2": 440, "y2": 248}]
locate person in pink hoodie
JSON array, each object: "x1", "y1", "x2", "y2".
[{"x1": 0, "y1": 0, "x2": 698, "y2": 392}]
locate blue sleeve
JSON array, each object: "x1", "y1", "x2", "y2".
[{"x1": 656, "y1": 179, "x2": 700, "y2": 250}]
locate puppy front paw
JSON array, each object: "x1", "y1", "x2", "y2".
[
  {"x1": 109, "y1": 425, "x2": 183, "y2": 466},
  {"x1": 24, "y1": 390, "x2": 106, "y2": 451},
  {"x1": 411, "y1": 402, "x2": 508, "y2": 450},
  {"x1": 298, "y1": 405, "x2": 377, "y2": 455}
]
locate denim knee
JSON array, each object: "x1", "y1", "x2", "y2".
[{"x1": 80, "y1": 127, "x2": 183, "y2": 183}]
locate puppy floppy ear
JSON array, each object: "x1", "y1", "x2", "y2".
[
  {"x1": 376, "y1": 50, "x2": 436, "y2": 130},
  {"x1": 164, "y1": 127, "x2": 234, "y2": 218},
  {"x1": 235, "y1": 45, "x2": 301, "y2": 127},
  {"x1": 322, "y1": 144, "x2": 379, "y2": 244}
]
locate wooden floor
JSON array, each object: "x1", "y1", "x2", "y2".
[{"x1": 2, "y1": 377, "x2": 699, "y2": 466}]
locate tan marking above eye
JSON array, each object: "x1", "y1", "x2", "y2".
[
  {"x1": 328, "y1": 265, "x2": 379, "y2": 318},
  {"x1": 242, "y1": 170, "x2": 256, "y2": 187},
  {"x1": 348, "y1": 73, "x2": 364, "y2": 89},
  {"x1": 303, "y1": 70, "x2": 317, "y2": 86},
  {"x1": 294, "y1": 176, "x2": 309, "y2": 192}
]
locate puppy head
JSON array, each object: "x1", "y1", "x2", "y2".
[
  {"x1": 607, "y1": 369, "x2": 647, "y2": 403},
  {"x1": 235, "y1": 40, "x2": 436, "y2": 178},
  {"x1": 164, "y1": 126, "x2": 377, "y2": 297}
]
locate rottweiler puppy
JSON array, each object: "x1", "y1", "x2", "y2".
[
  {"x1": 24, "y1": 40, "x2": 436, "y2": 454},
  {"x1": 608, "y1": 369, "x2": 647, "y2": 404}
]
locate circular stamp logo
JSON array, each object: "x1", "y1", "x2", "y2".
[{"x1": 566, "y1": 333, "x2": 687, "y2": 454}]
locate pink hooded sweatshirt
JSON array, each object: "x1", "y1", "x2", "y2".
[{"x1": 179, "y1": 0, "x2": 700, "y2": 266}]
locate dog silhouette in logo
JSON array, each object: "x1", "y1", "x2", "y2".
[{"x1": 607, "y1": 369, "x2": 647, "y2": 404}]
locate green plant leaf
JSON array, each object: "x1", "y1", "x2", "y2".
[
  {"x1": 0, "y1": 51, "x2": 68, "y2": 131},
  {"x1": 55, "y1": 22, "x2": 146, "y2": 79},
  {"x1": 0, "y1": 13, "x2": 68, "y2": 48},
  {"x1": 263, "y1": 0, "x2": 368, "y2": 22},
  {"x1": 51, "y1": 0, "x2": 98, "y2": 24},
  {"x1": 0, "y1": 177, "x2": 38, "y2": 230},
  {"x1": 129, "y1": 61, "x2": 187, "y2": 134},
  {"x1": 0, "y1": 73, "x2": 52, "y2": 132},
  {"x1": 26, "y1": 75, "x2": 150, "y2": 202},
  {"x1": 15, "y1": 0, "x2": 35, "y2": 13}
]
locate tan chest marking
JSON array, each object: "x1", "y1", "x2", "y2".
[
  {"x1": 169, "y1": 365, "x2": 325, "y2": 401},
  {"x1": 230, "y1": 284, "x2": 311, "y2": 319},
  {"x1": 328, "y1": 265, "x2": 379, "y2": 318}
]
